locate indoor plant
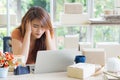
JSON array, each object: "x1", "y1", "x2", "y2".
[{"x1": 0, "y1": 51, "x2": 18, "y2": 78}]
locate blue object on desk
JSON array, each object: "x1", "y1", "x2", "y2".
[
  {"x1": 14, "y1": 66, "x2": 30, "y2": 75},
  {"x1": 74, "y1": 55, "x2": 86, "y2": 63}
]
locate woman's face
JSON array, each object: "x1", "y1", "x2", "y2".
[{"x1": 31, "y1": 19, "x2": 46, "y2": 39}]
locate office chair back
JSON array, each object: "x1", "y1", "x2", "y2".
[{"x1": 3, "y1": 36, "x2": 12, "y2": 53}]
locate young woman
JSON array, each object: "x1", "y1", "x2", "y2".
[{"x1": 11, "y1": 6, "x2": 56, "y2": 64}]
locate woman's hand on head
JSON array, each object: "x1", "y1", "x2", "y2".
[
  {"x1": 26, "y1": 21, "x2": 32, "y2": 34},
  {"x1": 45, "y1": 29, "x2": 52, "y2": 39},
  {"x1": 45, "y1": 29, "x2": 52, "y2": 42},
  {"x1": 45, "y1": 29, "x2": 56, "y2": 50},
  {"x1": 45, "y1": 30, "x2": 50, "y2": 35}
]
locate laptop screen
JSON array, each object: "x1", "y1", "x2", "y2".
[{"x1": 34, "y1": 50, "x2": 81, "y2": 74}]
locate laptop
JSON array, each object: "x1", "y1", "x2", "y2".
[{"x1": 34, "y1": 50, "x2": 81, "y2": 74}]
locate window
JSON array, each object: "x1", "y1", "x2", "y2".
[
  {"x1": 53, "y1": 0, "x2": 87, "y2": 49},
  {"x1": 0, "y1": 0, "x2": 119, "y2": 50},
  {"x1": 0, "y1": 0, "x2": 17, "y2": 50},
  {"x1": 93, "y1": 0, "x2": 119, "y2": 44},
  {"x1": 94, "y1": 0, "x2": 114, "y2": 18}
]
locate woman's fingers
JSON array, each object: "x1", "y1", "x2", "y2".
[{"x1": 26, "y1": 21, "x2": 32, "y2": 34}]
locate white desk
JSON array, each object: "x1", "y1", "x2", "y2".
[{"x1": 0, "y1": 72, "x2": 104, "y2": 80}]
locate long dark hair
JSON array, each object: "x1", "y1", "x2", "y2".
[{"x1": 18, "y1": 6, "x2": 54, "y2": 63}]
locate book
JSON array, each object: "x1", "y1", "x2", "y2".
[
  {"x1": 104, "y1": 74, "x2": 119, "y2": 80},
  {"x1": 103, "y1": 71, "x2": 120, "y2": 80},
  {"x1": 89, "y1": 18, "x2": 120, "y2": 24}
]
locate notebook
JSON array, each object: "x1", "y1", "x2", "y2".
[{"x1": 34, "y1": 50, "x2": 81, "y2": 74}]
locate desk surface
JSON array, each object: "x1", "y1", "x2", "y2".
[{"x1": 0, "y1": 72, "x2": 104, "y2": 80}]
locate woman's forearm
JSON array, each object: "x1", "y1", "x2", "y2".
[
  {"x1": 45, "y1": 30, "x2": 56, "y2": 50},
  {"x1": 20, "y1": 21, "x2": 32, "y2": 63},
  {"x1": 20, "y1": 31, "x2": 31, "y2": 63}
]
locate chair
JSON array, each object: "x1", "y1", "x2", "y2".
[{"x1": 3, "y1": 36, "x2": 12, "y2": 53}]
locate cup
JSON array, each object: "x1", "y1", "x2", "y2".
[{"x1": 74, "y1": 55, "x2": 86, "y2": 64}]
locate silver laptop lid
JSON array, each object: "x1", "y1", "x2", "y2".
[{"x1": 34, "y1": 50, "x2": 81, "y2": 74}]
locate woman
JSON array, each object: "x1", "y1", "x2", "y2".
[{"x1": 11, "y1": 6, "x2": 56, "y2": 64}]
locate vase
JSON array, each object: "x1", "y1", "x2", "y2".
[{"x1": 0, "y1": 67, "x2": 9, "y2": 78}]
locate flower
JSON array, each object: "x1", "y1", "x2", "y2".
[{"x1": 0, "y1": 51, "x2": 18, "y2": 68}]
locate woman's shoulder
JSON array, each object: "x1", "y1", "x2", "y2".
[
  {"x1": 12, "y1": 28, "x2": 20, "y2": 33},
  {"x1": 11, "y1": 28, "x2": 21, "y2": 36},
  {"x1": 11, "y1": 28, "x2": 22, "y2": 40}
]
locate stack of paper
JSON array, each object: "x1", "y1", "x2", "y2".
[
  {"x1": 82, "y1": 48, "x2": 105, "y2": 66},
  {"x1": 60, "y1": 13, "x2": 89, "y2": 25},
  {"x1": 67, "y1": 63, "x2": 95, "y2": 79},
  {"x1": 60, "y1": 3, "x2": 89, "y2": 25},
  {"x1": 104, "y1": 74, "x2": 119, "y2": 80},
  {"x1": 89, "y1": 18, "x2": 120, "y2": 24},
  {"x1": 64, "y1": 3, "x2": 83, "y2": 14},
  {"x1": 103, "y1": 71, "x2": 120, "y2": 80}
]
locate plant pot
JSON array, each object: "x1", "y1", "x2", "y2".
[{"x1": 0, "y1": 67, "x2": 9, "y2": 78}]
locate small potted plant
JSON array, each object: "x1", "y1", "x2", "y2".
[{"x1": 0, "y1": 51, "x2": 18, "y2": 78}]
